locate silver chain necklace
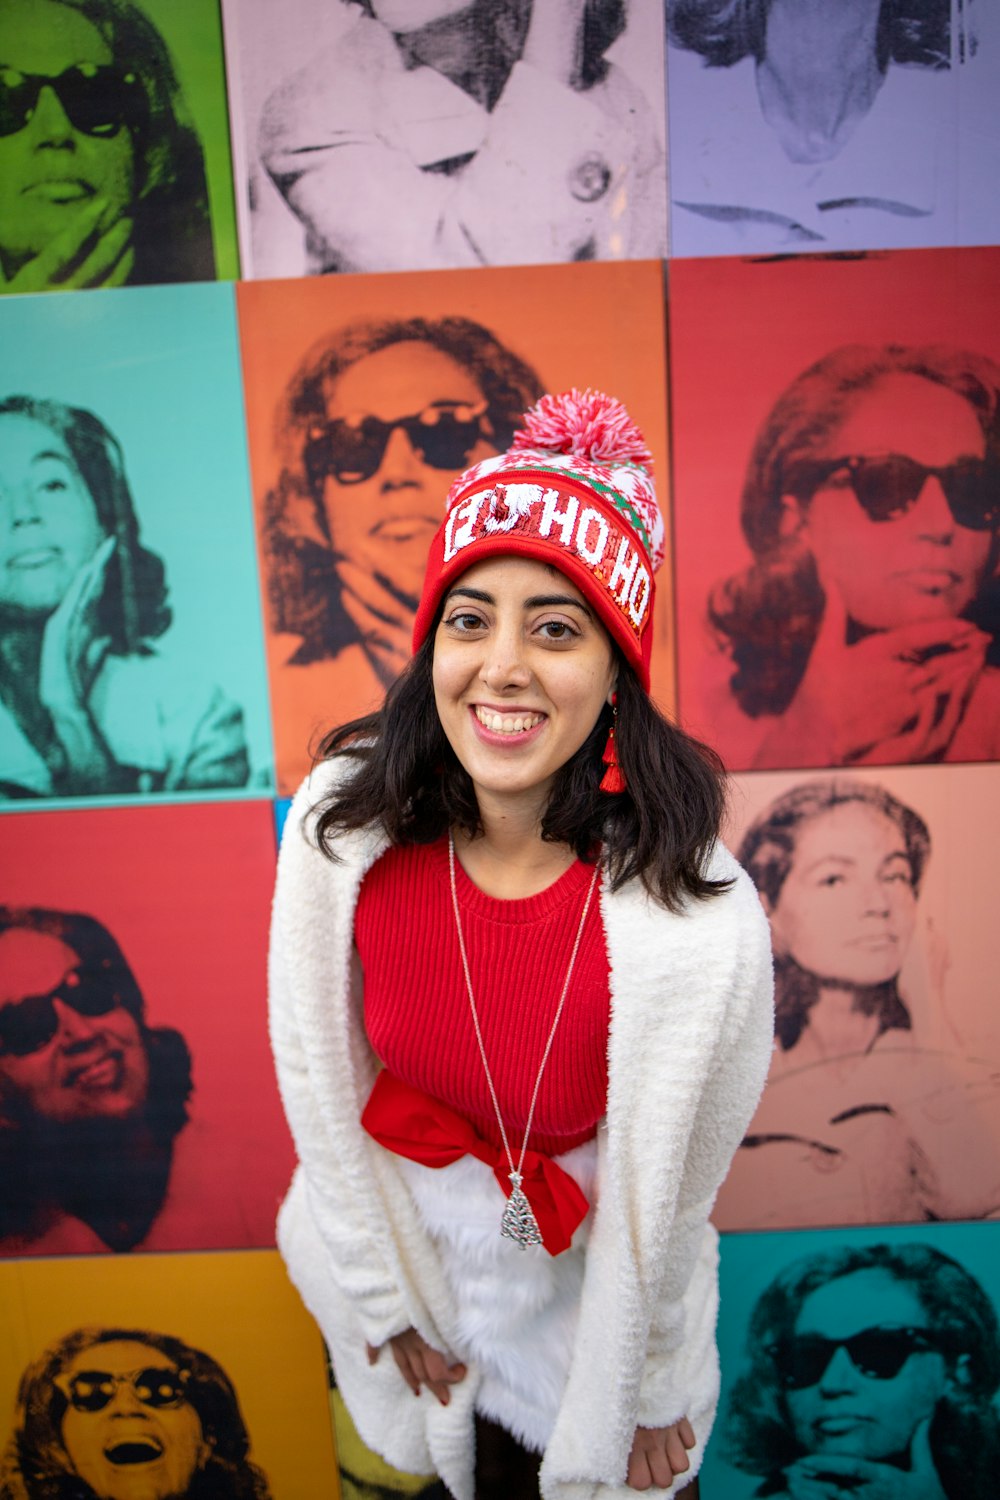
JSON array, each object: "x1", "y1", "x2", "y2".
[{"x1": 447, "y1": 833, "x2": 600, "y2": 1250}]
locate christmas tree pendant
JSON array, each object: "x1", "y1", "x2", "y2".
[{"x1": 500, "y1": 1171, "x2": 543, "y2": 1250}]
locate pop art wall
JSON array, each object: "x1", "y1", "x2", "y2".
[{"x1": 1, "y1": 3, "x2": 999, "y2": 1497}]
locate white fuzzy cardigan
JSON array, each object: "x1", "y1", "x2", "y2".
[{"x1": 269, "y1": 763, "x2": 774, "y2": 1499}]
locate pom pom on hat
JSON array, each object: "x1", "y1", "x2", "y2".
[{"x1": 511, "y1": 388, "x2": 654, "y2": 469}]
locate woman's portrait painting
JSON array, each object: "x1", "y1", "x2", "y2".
[
  {"x1": 0, "y1": 0, "x2": 238, "y2": 294},
  {"x1": 222, "y1": 0, "x2": 666, "y2": 278},
  {"x1": 0, "y1": 800, "x2": 294, "y2": 1257},
  {"x1": 713, "y1": 763, "x2": 1000, "y2": 1232},
  {"x1": 0, "y1": 1251, "x2": 339, "y2": 1498},
  {"x1": 237, "y1": 259, "x2": 673, "y2": 795},
  {"x1": 704, "y1": 1225, "x2": 1000, "y2": 1500},
  {"x1": 672, "y1": 246, "x2": 1000, "y2": 774},
  {"x1": 0, "y1": 281, "x2": 273, "y2": 804},
  {"x1": 666, "y1": 0, "x2": 1000, "y2": 255}
]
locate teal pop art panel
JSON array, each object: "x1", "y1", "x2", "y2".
[
  {"x1": 704, "y1": 1221, "x2": 1000, "y2": 1499},
  {"x1": 0, "y1": 280, "x2": 274, "y2": 807}
]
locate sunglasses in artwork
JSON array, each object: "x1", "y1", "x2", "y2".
[
  {"x1": 0, "y1": 966, "x2": 126, "y2": 1057},
  {"x1": 768, "y1": 1325, "x2": 947, "y2": 1390},
  {"x1": 304, "y1": 402, "x2": 489, "y2": 487},
  {"x1": 787, "y1": 453, "x2": 1000, "y2": 531},
  {"x1": 0, "y1": 63, "x2": 145, "y2": 139},
  {"x1": 57, "y1": 1367, "x2": 191, "y2": 1413}
]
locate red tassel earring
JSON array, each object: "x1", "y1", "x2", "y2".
[{"x1": 600, "y1": 693, "x2": 627, "y2": 794}]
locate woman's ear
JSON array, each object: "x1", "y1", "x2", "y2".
[
  {"x1": 778, "y1": 494, "x2": 806, "y2": 540},
  {"x1": 947, "y1": 1353, "x2": 974, "y2": 1393}
]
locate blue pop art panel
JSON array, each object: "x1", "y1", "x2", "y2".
[
  {"x1": 0, "y1": 281, "x2": 274, "y2": 807},
  {"x1": 704, "y1": 1221, "x2": 1000, "y2": 1499}
]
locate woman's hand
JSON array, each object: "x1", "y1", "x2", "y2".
[
  {"x1": 0, "y1": 198, "x2": 133, "y2": 294},
  {"x1": 626, "y1": 1418, "x2": 696, "y2": 1491},
  {"x1": 38, "y1": 537, "x2": 119, "y2": 785},
  {"x1": 758, "y1": 582, "x2": 989, "y2": 767},
  {"x1": 336, "y1": 558, "x2": 415, "y2": 687},
  {"x1": 780, "y1": 1418, "x2": 947, "y2": 1499},
  {"x1": 366, "y1": 1328, "x2": 467, "y2": 1407}
]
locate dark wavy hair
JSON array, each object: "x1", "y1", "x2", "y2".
[
  {"x1": 737, "y1": 779, "x2": 929, "y2": 1051},
  {"x1": 309, "y1": 632, "x2": 730, "y2": 911},
  {"x1": 668, "y1": 0, "x2": 951, "y2": 70},
  {"x1": 357, "y1": 0, "x2": 626, "y2": 102},
  {"x1": 9, "y1": 0, "x2": 217, "y2": 284},
  {"x1": 263, "y1": 317, "x2": 544, "y2": 663},
  {"x1": 0, "y1": 397, "x2": 170, "y2": 650},
  {"x1": 722, "y1": 1242, "x2": 1000, "y2": 1498},
  {"x1": 0, "y1": 907, "x2": 193, "y2": 1251},
  {"x1": 709, "y1": 345, "x2": 1000, "y2": 717},
  {"x1": 0, "y1": 1326, "x2": 272, "y2": 1500}
]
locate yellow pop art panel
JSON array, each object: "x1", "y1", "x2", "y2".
[{"x1": 0, "y1": 1250, "x2": 339, "y2": 1499}]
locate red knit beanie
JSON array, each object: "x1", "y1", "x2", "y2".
[{"x1": 412, "y1": 389, "x2": 664, "y2": 690}]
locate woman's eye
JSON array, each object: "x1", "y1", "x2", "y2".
[
  {"x1": 38, "y1": 478, "x2": 68, "y2": 495},
  {"x1": 537, "y1": 619, "x2": 578, "y2": 641},
  {"x1": 816, "y1": 873, "x2": 844, "y2": 888},
  {"x1": 445, "y1": 611, "x2": 485, "y2": 632}
]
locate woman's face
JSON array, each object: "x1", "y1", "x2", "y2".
[
  {"x1": 59, "y1": 1339, "x2": 210, "y2": 1500},
  {"x1": 785, "y1": 1271, "x2": 949, "y2": 1465},
  {"x1": 0, "y1": 0, "x2": 135, "y2": 270},
  {"x1": 319, "y1": 341, "x2": 495, "y2": 612},
  {"x1": 0, "y1": 927, "x2": 148, "y2": 1125},
  {"x1": 787, "y1": 374, "x2": 994, "y2": 630},
  {"x1": 0, "y1": 412, "x2": 104, "y2": 617},
  {"x1": 766, "y1": 802, "x2": 918, "y2": 987},
  {"x1": 432, "y1": 555, "x2": 616, "y2": 818}
]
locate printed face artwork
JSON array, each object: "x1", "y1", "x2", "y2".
[
  {"x1": 433, "y1": 554, "x2": 616, "y2": 814},
  {"x1": 0, "y1": 0, "x2": 135, "y2": 268},
  {"x1": 788, "y1": 374, "x2": 994, "y2": 631},
  {"x1": 368, "y1": 0, "x2": 478, "y2": 34},
  {"x1": 0, "y1": 928, "x2": 149, "y2": 1125},
  {"x1": 319, "y1": 341, "x2": 496, "y2": 614},
  {"x1": 0, "y1": 412, "x2": 104, "y2": 616},
  {"x1": 765, "y1": 802, "x2": 919, "y2": 988},
  {"x1": 784, "y1": 1271, "x2": 949, "y2": 1464},
  {"x1": 58, "y1": 1339, "x2": 210, "y2": 1500}
]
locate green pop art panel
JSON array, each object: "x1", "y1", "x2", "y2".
[
  {"x1": 0, "y1": 0, "x2": 239, "y2": 296},
  {"x1": 0, "y1": 280, "x2": 274, "y2": 807}
]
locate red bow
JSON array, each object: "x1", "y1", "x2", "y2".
[{"x1": 361, "y1": 1070, "x2": 589, "y2": 1256}]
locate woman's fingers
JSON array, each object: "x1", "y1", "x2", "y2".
[
  {"x1": 385, "y1": 1329, "x2": 466, "y2": 1405},
  {"x1": 627, "y1": 1423, "x2": 695, "y2": 1491}
]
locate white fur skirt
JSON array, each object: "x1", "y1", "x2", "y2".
[{"x1": 394, "y1": 1138, "x2": 599, "y2": 1454}]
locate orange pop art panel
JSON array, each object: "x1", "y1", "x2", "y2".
[
  {"x1": 237, "y1": 260, "x2": 672, "y2": 796},
  {"x1": 0, "y1": 1250, "x2": 340, "y2": 1499}
]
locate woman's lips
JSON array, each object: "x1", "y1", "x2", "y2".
[
  {"x1": 470, "y1": 705, "x2": 546, "y2": 744},
  {"x1": 7, "y1": 547, "x2": 60, "y2": 570},
  {"x1": 24, "y1": 180, "x2": 95, "y2": 204},
  {"x1": 64, "y1": 1051, "x2": 123, "y2": 1091}
]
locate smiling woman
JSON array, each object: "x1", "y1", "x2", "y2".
[
  {"x1": 0, "y1": 0, "x2": 215, "y2": 293},
  {"x1": 0, "y1": 1326, "x2": 273, "y2": 1499},
  {"x1": 268, "y1": 389, "x2": 774, "y2": 1498}
]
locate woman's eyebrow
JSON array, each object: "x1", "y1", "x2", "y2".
[
  {"x1": 445, "y1": 587, "x2": 493, "y2": 604},
  {"x1": 524, "y1": 594, "x2": 592, "y2": 616}
]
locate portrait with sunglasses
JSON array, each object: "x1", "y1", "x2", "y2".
[
  {"x1": 719, "y1": 1240, "x2": 1000, "y2": 1500},
  {"x1": 706, "y1": 342, "x2": 1000, "y2": 771},
  {"x1": 0, "y1": 0, "x2": 214, "y2": 295},
  {"x1": 0, "y1": 906, "x2": 195, "y2": 1256},
  {"x1": 261, "y1": 315, "x2": 543, "y2": 794},
  {"x1": 3, "y1": 1325, "x2": 274, "y2": 1500}
]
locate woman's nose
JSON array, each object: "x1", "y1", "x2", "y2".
[
  {"x1": 479, "y1": 627, "x2": 530, "y2": 690},
  {"x1": 377, "y1": 425, "x2": 424, "y2": 485},
  {"x1": 909, "y1": 475, "x2": 957, "y2": 538},
  {"x1": 818, "y1": 1345, "x2": 861, "y2": 1392},
  {"x1": 26, "y1": 85, "x2": 77, "y2": 146},
  {"x1": 51, "y1": 998, "x2": 102, "y2": 1045},
  {"x1": 6, "y1": 483, "x2": 42, "y2": 527}
]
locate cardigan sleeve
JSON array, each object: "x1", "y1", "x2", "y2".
[
  {"x1": 268, "y1": 783, "x2": 411, "y2": 1349},
  {"x1": 635, "y1": 859, "x2": 775, "y2": 1430}
]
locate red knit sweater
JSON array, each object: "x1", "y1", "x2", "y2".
[{"x1": 356, "y1": 838, "x2": 611, "y2": 1157}]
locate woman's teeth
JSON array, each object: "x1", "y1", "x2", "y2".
[{"x1": 475, "y1": 707, "x2": 543, "y2": 735}]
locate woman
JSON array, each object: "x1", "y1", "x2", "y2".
[
  {"x1": 269, "y1": 390, "x2": 774, "y2": 1497},
  {"x1": 706, "y1": 344, "x2": 1000, "y2": 769},
  {"x1": 0, "y1": 1326, "x2": 273, "y2": 1499},
  {"x1": 666, "y1": 0, "x2": 981, "y2": 253},
  {"x1": 0, "y1": 0, "x2": 215, "y2": 294},
  {"x1": 262, "y1": 316, "x2": 543, "y2": 791},
  {"x1": 259, "y1": 0, "x2": 665, "y2": 273},
  {"x1": 0, "y1": 395, "x2": 249, "y2": 799},
  {"x1": 712, "y1": 778, "x2": 1000, "y2": 1230},
  {"x1": 721, "y1": 1242, "x2": 1000, "y2": 1499},
  {"x1": 739, "y1": 779, "x2": 928, "y2": 1062}
]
